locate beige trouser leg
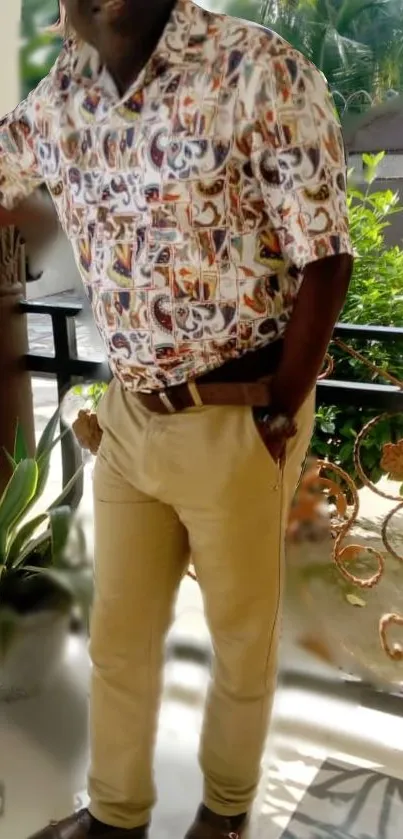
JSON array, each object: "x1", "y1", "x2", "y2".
[
  {"x1": 88, "y1": 387, "x2": 190, "y2": 828},
  {"x1": 88, "y1": 380, "x2": 314, "y2": 828}
]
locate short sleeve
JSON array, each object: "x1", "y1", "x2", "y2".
[
  {"x1": 251, "y1": 54, "x2": 353, "y2": 270},
  {"x1": 0, "y1": 82, "x2": 47, "y2": 210}
]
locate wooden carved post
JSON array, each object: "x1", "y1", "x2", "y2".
[
  {"x1": 0, "y1": 2, "x2": 35, "y2": 490},
  {"x1": 0, "y1": 229, "x2": 35, "y2": 489}
]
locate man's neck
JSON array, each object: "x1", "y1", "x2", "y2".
[{"x1": 102, "y1": 0, "x2": 177, "y2": 95}]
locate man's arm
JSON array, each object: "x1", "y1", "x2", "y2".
[
  {"x1": 0, "y1": 80, "x2": 48, "y2": 222},
  {"x1": 270, "y1": 253, "x2": 353, "y2": 418},
  {"x1": 0, "y1": 76, "x2": 60, "y2": 244},
  {"x1": 252, "y1": 53, "x2": 353, "y2": 425}
]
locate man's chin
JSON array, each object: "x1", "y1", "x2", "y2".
[{"x1": 93, "y1": 0, "x2": 136, "y2": 27}]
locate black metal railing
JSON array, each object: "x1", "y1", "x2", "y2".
[
  {"x1": 21, "y1": 299, "x2": 110, "y2": 508},
  {"x1": 22, "y1": 298, "x2": 403, "y2": 507}
]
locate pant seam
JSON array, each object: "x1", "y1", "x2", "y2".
[{"x1": 262, "y1": 468, "x2": 285, "y2": 691}]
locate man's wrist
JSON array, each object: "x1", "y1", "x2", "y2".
[
  {"x1": 269, "y1": 375, "x2": 303, "y2": 421},
  {"x1": 256, "y1": 410, "x2": 297, "y2": 441}
]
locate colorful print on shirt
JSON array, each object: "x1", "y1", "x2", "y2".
[{"x1": 0, "y1": 0, "x2": 352, "y2": 391}]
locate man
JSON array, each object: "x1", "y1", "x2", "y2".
[{"x1": 0, "y1": 1, "x2": 353, "y2": 837}]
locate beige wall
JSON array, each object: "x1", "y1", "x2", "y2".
[{"x1": 0, "y1": 3, "x2": 21, "y2": 115}]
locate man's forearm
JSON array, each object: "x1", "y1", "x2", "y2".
[
  {"x1": 0, "y1": 194, "x2": 58, "y2": 245},
  {"x1": 270, "y1": 254, "x2": 353, "y2": 417}
]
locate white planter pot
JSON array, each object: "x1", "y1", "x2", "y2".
[{"x1": 0, "y1": 610, "x2": 70, "y2": 701}]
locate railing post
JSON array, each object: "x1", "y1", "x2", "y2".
[{"x1": 50, "y1": 309, "x2": 84, "y2": 510}]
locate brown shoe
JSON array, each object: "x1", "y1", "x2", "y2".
[
  {"x1": 28, "y1": 808, "x2": 148, "y2": 838},
  {"x1": 185, "y1": 807, "x2": 248, "y2": 839}
]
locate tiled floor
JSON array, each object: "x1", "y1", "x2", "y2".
[
  {"x1": 276, "y1": 758, "x2": 403, "y2": 839},
  {"x1": 2, "y1": 625, "x2": 403, "y2": 839},
  {"x1": 255, "y1": 687, "x2": 403, "y2": 839},
  {"x1": 27, "y1": 290, "x2": 105, "y2": 362}
]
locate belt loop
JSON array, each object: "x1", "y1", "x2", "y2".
[
  {"x1": 159, "y1": 391, "x2": 176, "y2": 413},
  {"x1": 188, "y1": 381, "x2": 203, "y2": 407}
]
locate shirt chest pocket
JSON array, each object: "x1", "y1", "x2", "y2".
[{"x1": 59, "y1": 168, "x2": 104, "y2": 244}]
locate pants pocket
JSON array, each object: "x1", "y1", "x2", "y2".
[{"x1": 248, "y1": 407, "x2": 284, "y2": 474}]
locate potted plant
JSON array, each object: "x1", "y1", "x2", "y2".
[{"x1": 0, "y1": 409, "x2": 92, "y2": 700}]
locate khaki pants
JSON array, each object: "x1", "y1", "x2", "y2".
[{"x1": 88, "y1": 379, "x2": 314, "y2": 829}]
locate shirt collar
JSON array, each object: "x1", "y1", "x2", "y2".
[{"x1": 60, "y1": 0, "x2": 209, "y2": 107}]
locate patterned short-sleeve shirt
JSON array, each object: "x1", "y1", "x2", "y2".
[{"x1": 0, "y1": 0, "x2": 352, "y2": 392}]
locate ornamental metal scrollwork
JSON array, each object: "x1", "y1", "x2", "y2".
[
  {"x1": 379, "y1": 613, "x2": 403, "y2": 662},
  {"x1": 292, "y1": 334, "x2": 403, "y2": 664}
]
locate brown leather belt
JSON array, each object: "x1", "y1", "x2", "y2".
[
  {"x1": 137, "y1": 378, "x2": 272, "y2": 414},
  {"x1": 136, "y1": 340, "x2": 282, "y2": 415}
]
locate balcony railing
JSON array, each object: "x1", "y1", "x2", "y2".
[{"x1": 21, "y1": 298, "x2": 403, "y2": 506}]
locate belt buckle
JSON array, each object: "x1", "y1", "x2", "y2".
[{"x1": 158, "y1": 381, "x2": 203, "y2": 413}]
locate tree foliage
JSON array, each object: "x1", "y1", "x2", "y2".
[
  {"x1": 216, "y1": 0, "x2": 403, "y2": 114},
  {"x1": 312, "y1": 155, "x2": 403, "y2": 487},
  {"x1": 20, "y1": 0, "x2": 60, "y2": 99}
]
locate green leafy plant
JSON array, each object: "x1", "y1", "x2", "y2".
[
  {"x1": 20, "y1": 0, "x2": 62, "y2": 100},
  {"x1": 311, "y1": 152, "x2": 403, "y2": 488},
  {"x1": 72, "y1": 382, "x2": 108, "y2": 412},
  {"x1": 342, "y1": 158, "x2": 403, "y2": 341},
  {"x1": 0, "y1": 409, "x2": 92, "y2": 655}
]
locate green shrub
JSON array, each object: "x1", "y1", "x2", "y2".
[{"x1": 311, "y1": 153, "x2": 403, "y2": 488}]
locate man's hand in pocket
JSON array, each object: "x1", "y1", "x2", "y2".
[{"x1": 253, "y1": 411, "x2": 297, "y2": 467}]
